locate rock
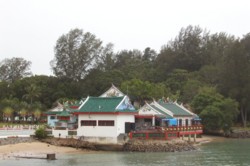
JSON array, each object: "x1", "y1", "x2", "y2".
[
  {"x1": 122, "y1": 139, "x2": 197, "y2": 152},
  {"x1": 0, "y1": 137, "x2": 34, "y2": 146},
  {"x1": 228, "y1": 130, "x2": 250, "y2": 138}
]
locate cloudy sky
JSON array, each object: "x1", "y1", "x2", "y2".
[{"x1": 0, "y1": 0, "x2": 249, "y2": 75}]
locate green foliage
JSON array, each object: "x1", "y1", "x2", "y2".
[
  {"x1": 35, "y1": 126, "x2": 48, "y2": 139},
  {"x1": 2, "y1": 106, "x2": 14, "y2": 121},
  {"x1": 157, "y1": 25, "x2": 209, "y2": 72},
  {"x1": 181, "y1": 79, "x2": 203, "y2": 103},
  {"x1": 23, "y1": 84, "x2": 41, "y2": 104},
  {"x1": 0, "y1": 57, "x2": 32, "y2": 83},
  {"x1": 51, "y1": 28, "x2": 109, "y2": 81},
  {"x1": 121, "y1": 79, "x2": 171, "y2": 105},
  {"x1": 165, "y1": 69, "x2": 189, "y2": 93},
  {"x1": 192, "y1": 87, "x2": 239, "y2": 132},
  {"x1": 191, "y1": 87, "x2": 223, "y2": 114},
  {"x1": 19, "y1": 108, "x2": 28, "y2": 120},
  {"x1": 218, "y1": 38, "x2": 250, "y2": 127},
  {"x1": 200, "y1": 106, "x2": 224, "y2": 131},
  {"x1": 0, "y1": 25, "x2": 250, "y2": 128}
]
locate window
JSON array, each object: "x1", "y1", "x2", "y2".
[
  {"x1": 98, "y1": 120, "x2": 114, "y2": 126},
  {"x1": 50, "y1": 116, "x2": 56, "y2": 120},
  {"x1": 178, "y1": 119, "x2": 182, "y2": 126},
  {"x1": 81, "y1": 120, "x2": 96, "y2": 126}
]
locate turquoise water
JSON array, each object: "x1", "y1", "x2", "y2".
[{"x1": 1, "y1": 139, "x2": 250, "y2": 166}]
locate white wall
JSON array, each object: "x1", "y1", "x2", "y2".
[
  {"x1": 77, "y1": 114, "x2": 118, "y2": 137},
  {"x1": 116, "y1": 114, "x2": 135, "y2": 134},
  {"x1": 52, "y1": 129, "x2": 68, "y2": 138},
  {"x1": 77, "y1": 114, "x2": 135, "y2": 138},
  {"x1": 176, "y1": 117, "x2": 193, "y2": 126}
]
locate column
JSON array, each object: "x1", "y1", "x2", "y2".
[{"x1": 152, "y1": 116, "x2": 155, "y2": 126}]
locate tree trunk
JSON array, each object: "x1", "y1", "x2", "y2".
[{"x1": 240, "y1": 107, "x2": 247, "y2": 128}]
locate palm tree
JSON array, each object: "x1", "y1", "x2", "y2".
[
  {"x1": 3, "y1": 107, "x2": 14, "y2": 122},
  {"x1": 33, "y1": 109, "x2": 42, "y2": 122},
  {"x1": 19, "y1": 108, "x2": 28, "y2": 121},
  {"x1": 23, "y1": 84, "x2": 41, "y2": 105}
]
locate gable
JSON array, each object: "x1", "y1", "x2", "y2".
[
  {"x1": 100, "y1": 85, "x2": 125, "y2": 97},
  {"x1": 138, "y1": 103, "x2": 173, "y2": 119},
  {"x1": 116, "y1": 96, "x2": 136, "y2": 111}
]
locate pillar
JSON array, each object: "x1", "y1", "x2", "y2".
[{"x1": 152, "y1": 116, "x2": 155, "y2": 126}]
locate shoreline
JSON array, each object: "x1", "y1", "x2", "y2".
[
  {"x1": 193, "y1": 135, "x2": 226, "y2": 146},
  {"x1": 0, "y1": 140, "x2": 97, "y2": 160},
  {"x1": 0, "y1": 135, "x2": 227, "y2": 159}
]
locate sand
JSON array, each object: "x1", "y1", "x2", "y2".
[{"x1": 0, "y1": 141, "x2": 95, "y2": 160}]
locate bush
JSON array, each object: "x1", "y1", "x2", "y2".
[{"x1": 35, "y1": 126, "x2": 48, "y2": 139}]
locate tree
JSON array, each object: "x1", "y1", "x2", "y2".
[
  {"x1": 165, "y1": 69, "x2": 189, "y2": 93},
  {"x1": 33, "y1": 109, "x2": 42, "y2": 122},
  {"x1": 0, "y1": 57, "x2": 32, "y2": 83},
  {"x1": 191, "y1": 87, "x2": 222, "y2": 114},
  {"x1": 192, "y1": 87, "x2": 239, "y2": 133},
  {"x1": 23, "y1": 84, "x2": 41, "y2": 105},
  {"x1": 19, "y1": 108, "x2": 28, "y2": 121},
  {"x1": 218, "y1": 38, "x2": 250, "y2": 127},
  {"x1": 51, "y1": 28, "x2": 109, "y2": 81},
  {"x1": 3, "y1": 107, "x2": 14, "y2": 122},
  {"x1": 203, "y1": 32, "x2": 235, "y2": 66},
  {"x1": 121, "y1": 79, "x2": 172, "y2": 105},
  {"x1": 200, "y1": 105, "x2": 224, "y2": 131},
  {"x1": 181, "y1": 79, "x2": 203, "y2": 103},
  {"x1": 96, "y1": 43, "x2": 115, "y2": 71},
  {"x1": 157, "y1": 25, "x2": 209, "y2": 72},
  {"x1": 142, "y1": 47, "x2": 157, "y2": 61}
]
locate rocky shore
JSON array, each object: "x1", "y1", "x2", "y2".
[
  {"x1": 123, "y1": 139, "x2": 197, "y2": 152},
  {"x1": 0, "y1": 137, "x2": 34, "y2": 146},
  {"x1": 228, "y1": 130, "x2": 250, "y2": 138},
  {"x1": 42, "y1": 138, "x2": 123, "y2": 151},
  {"x1": 0, "y1": 137, "x2": 198, "y2": 153},
  {"x1": 41, "y1": 137, "x2": 197, "y2": 152}
]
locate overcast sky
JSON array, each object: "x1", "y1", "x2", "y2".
[{"x1": 0, "y1": 0, "x2": 249, "y2": 76}]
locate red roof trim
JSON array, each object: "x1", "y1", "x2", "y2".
[
  {"x1": 135, "y1": 115, "x2": 154, "y2": 118},
  {"x1": 70, "y1": 106, "x2": 79, "y2": 109}
]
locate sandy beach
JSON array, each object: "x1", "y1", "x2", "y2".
[{"x1": 0, "y1": 141, "x2": 95, "y2": 160}]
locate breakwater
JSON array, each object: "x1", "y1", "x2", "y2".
[
  {"x1": 42, "y1": 138, "x2": 123, "y2": 151},
  {"x1": 42, "y1": 138, "x2": 197, "y2": 152},
  {"x1": 228, "y1": 130, "x2": 250, "y2": 138},
  {"x1": 123, "y1": 139, "x2": 197, "y2": 152},
  {"x1": 0, "y1": 137, "x2": 35, "y2": 146}
]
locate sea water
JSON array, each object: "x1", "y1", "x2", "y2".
[{"x1": 1, "y1": 139, "x2": 250, "y2": 166}]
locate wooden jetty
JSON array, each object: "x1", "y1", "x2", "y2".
[{"x1": 15, "y1": 153, "x2": 56, "y2": 160}]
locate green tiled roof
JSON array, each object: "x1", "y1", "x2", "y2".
[
  {"x1": 150, "y1": 105, "x2": 173, "y2": 119},
  {"x1": 158, "y1": 101, "x2": 192, "y2": 116},
  {"x1": 76, "y1": 96, "x2": 136, "y2": 113},
  {"x1": 58, "y1": 110, "x2": 71, "y2": 117},
  {"x1": 46, "y1": 111, "x2": 60, "y2": 115}
]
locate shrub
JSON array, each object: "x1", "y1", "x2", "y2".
[{"x1": 35, "y1": 126, "x2": 48, "y2": 139}]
